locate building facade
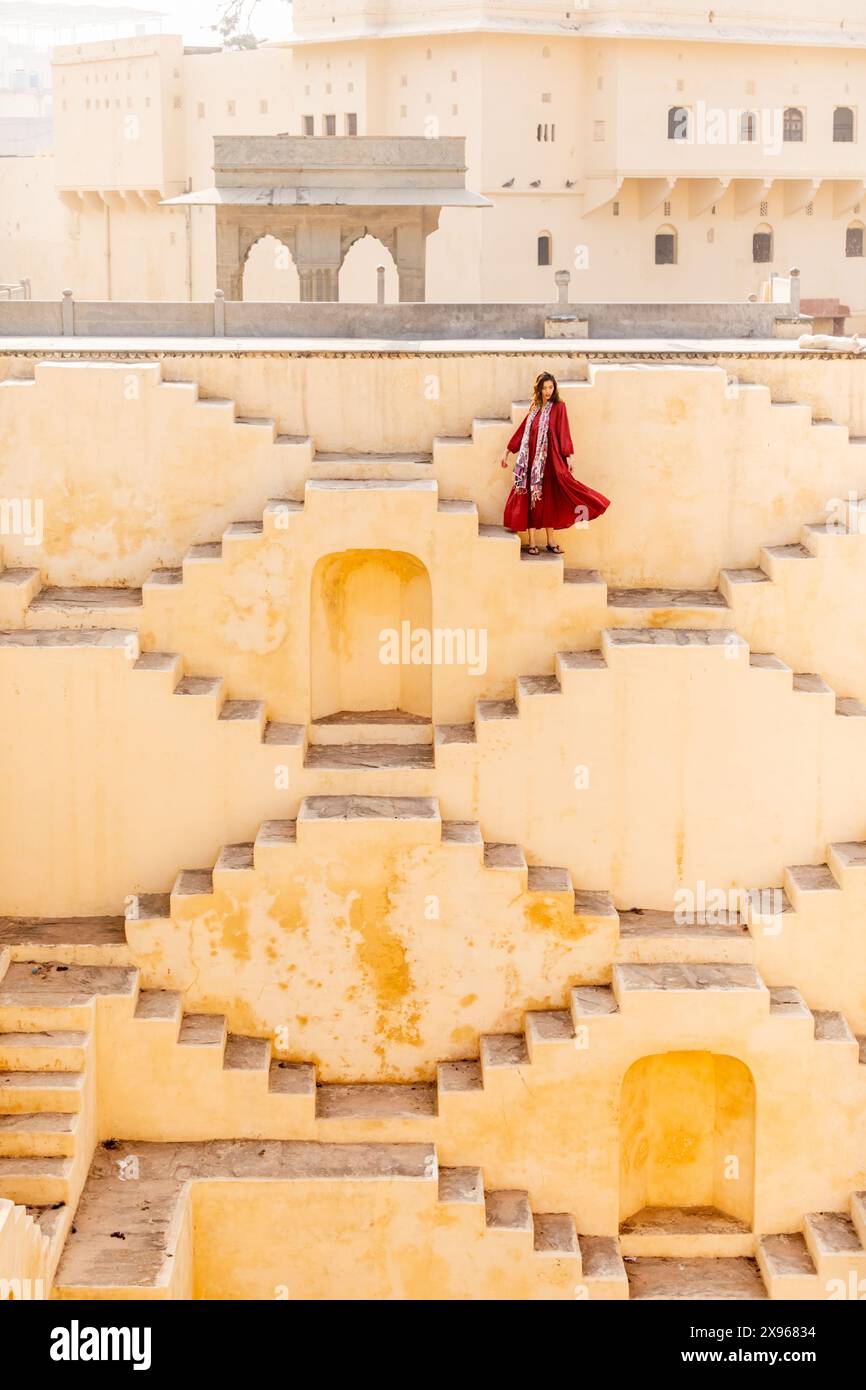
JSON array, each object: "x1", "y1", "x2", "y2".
[{"x1": 0, "y1": 0, "x2": 864, "y2": 309}]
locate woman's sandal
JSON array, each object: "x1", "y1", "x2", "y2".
[
  {"x1": 546, "y1": 544, "x2": 564, "y2": 554},
  {"x1": 526, "y1": 545, "x2": 541, "y2": 556}
]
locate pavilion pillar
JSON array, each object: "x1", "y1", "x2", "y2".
[
  {"x1": 294, "y1": 218, "x2": 343, "y2": 302},
  {"x1": 394, "y1": 215, "x2": 427, "y2": 303},
  {"x1": 215, "y1": 214, "x2": 244, "y2": 301}
]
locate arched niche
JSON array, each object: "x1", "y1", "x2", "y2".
[
  {"x1": 310, "y1": 549, "x2": 432, "y2": 720},
  {"x1": 620, "y1": 1051, "x2": 755, "y2": 1230}
]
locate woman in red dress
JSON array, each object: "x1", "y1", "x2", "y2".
[{"x1": 500, "y1": 371, "x2": 610, "y2": 554}]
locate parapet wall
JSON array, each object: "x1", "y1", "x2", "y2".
[{"x1": 0, "y1": 297, "x2": 793, "y2": 340}]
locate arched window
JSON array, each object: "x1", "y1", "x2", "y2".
[
  {"x1": 655, "y1": 225, "x2": 677, "y2": 265},
  {"x1": 753, "y1": 224, "x2": 774, "y2": 263},
  {"x1": 537, "y1": 232, "x2": 552, "y2": 267},
  {"x1": 668, "y1": 106, "x2": 690, "y2": 141},
  {"x1": 834, "y1": 106, "x2": 855, "y2": 143},
  {"x1": 783, "y1": 107, "x2": 804, "y2": 142},
  {"x1": 739, "y1": 110, "x2": 757, "y2": 143},
  {"x1": 846, "y1": 221, "x2": 864, "y2": 258}
]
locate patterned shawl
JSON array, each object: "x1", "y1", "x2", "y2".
[{"x1": 513, "y1": 401, "x2": 553, "y2": 505}]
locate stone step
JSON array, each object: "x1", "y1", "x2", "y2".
[
  {"x1": 767, "y1": 986, "x2": 813, "y2": 1027},
  {"x1": 827, "y1": 840, "x2": 866, "y2": 889},
  {"x1": 171, "y1": 869, "x2": 213, "y2": 901},
  {"x1": 803, "y1": 1211, "x2": 866, "y2": 1279},
  {"x1": 613, "y1": 962, "x2": 764, "y2": 1009},
  {"x1": 437, "y1": 1166, "x2": 483, "y2": 1205},
  {"x1": 0, "y1": 567, "x2": 41, "y2": 603},
  {"x1": 132, "y1": 990, "x2": 182, "y2": 1026},
  {"x1": 308, "y1": 710, "x2": 433, "y2": 746},
  {"x1": 434, "y1": 723, "x2": 477, "y2": 747},
  {"x1": 27, "y1": 587, "x2": 143, "y2": 624},
  {"x1": 483, "y1": 842, "x2": 527, "y2": 874},
  {"x1": 475, "y1": 698, "x2": 518, "y2": 725},
  {"x1": 619, "y1": 1206, "x2": 753, "y2": 1259},
  {"x1": 812, "y1": 1010, "x2": 856, "y2": 1046},
  {"x1": 485, "y1": 1189, "x2": 533, "y2": 1235},
  {"x1": 303, "y1": 743, "x2": 435, "y2": 770},
  {"x1": 617, "y1": 910, "x2": 754, "y2": 965},
  {"x1": 524, "y1": 1010, "x2": 575, "y2": 1057},
  {"x1": 517, "y1": 674, "x2": 561, "y2": 703},
  {"x1": 0, "y1": 1154, "x2": 73, "y2": 1205},
  {"x1": 0, "y1": 917, "x2": 129, "y2": 966},
  {"x1": 218, "y1": 700, "x2": 266, "y2": 732},
  {"x1": 184, "y1": 542, "x2": 222, "y2": 564},
  {"x1": 626, "y1": 1256, "x2": 768, "y2": 1301},
  {"x1": 176, "y1": 1015, "x2": 227, "y2": 1052},
  {"x1": 579, "y1": 1236, "x2": 629, "y2": 1296},
  {"x1": 267, "y1": 1060, "x2": 316, "y2": 1097},
  {"x1": 0, "y1": 963, "x2": 137, "y2": 1030},
  {"x1": 533, "y1": 1212, "x2": 580, "y2": 1257},
  {"x1": 603, "y1": 627, "x2": 747, "y2": 661},
  {"x1": 252, "y1": 820, "x2": 297, "y2": 868},
  {"x1": 213, "y1": 843, "x2": 255, "y2": 881},
  {"x1": 0, "y1": 1110, "x2": 78, "y2": 1158},
  {"x1": 223, "y1": 1035, "x2": 271, "y2": 1073},
  {"x1": 792, "y1": 672, "x2": 835, "y2": 699},
  {"x1": 263, "y1": 721, "x2": 306, "y2": 747},
  {"x1": 436, "y1": 1059, "x2": 483, "y2": 1095},
  {"x1": 173, "y1": 674, "x2": 224, "y2": 703},
  {"x1": 223, "y1": 521, "x2": 263, "y2": 541},
  {"x1": 570, "y1": 985, "x2": 619, "y2": 1023},
  {"x1": 606, "y1": 588, "x2": 731, "y2": 623},
  {"x1": 0, "y1": 1030, "x2": 88, "y2": 1071},
  {"x1": 528, "y1": 866, "x2": 572, "y2": 896},
  {"x1": 756, "y1": 1233, "x2": 820, "y2": 1300},
  {"x1": 310, "y1": 451, "x2": 433, "y2": 481},
  {"x1": 52, "y1": 1174, "x2": 191, "y2": 1297},
  {"x1": 315, "y1": 1084, "x2": 437, "y2": 1120},
  {"x1": 440, "y1": 821, "x2": 483, "y2": 850},
  {"x1": 0, "y1": 1069, "x2": 85, "y2": 1113},
  {"x1": 297, "y1": 795, "x2": 439, "y2": 830},
  {"x1": 480, "y1": 1033, "x2": 529, "y2": 1071}
]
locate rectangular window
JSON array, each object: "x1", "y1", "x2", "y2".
[
  {"x1": 260, "y1": 99, "x2": 268, "y2": 114},
  {"x1": 594, "y1": 120, "x2": 605, "y2": 141},
  {"x1": 324, "y1": 113, "x2": 336, "y2": 135},
  {"x1": 197, "y1": 102, "x2": 205, "y2": 118},
  {"x1": 655, "y1": 234, "x2": 676, "y2": 265},
  {"x1": 345, "y1": 113, "x2": 357, "y2": 135},
  {"x1": 753, "y1": 232, "x2": 772, "y2": 263},
  {"x1": 302, "y1": 114, "x2": 314, "y2": 135},
  {"x1": 847, "y1": 226, "x2": 864, "y2": 257}
]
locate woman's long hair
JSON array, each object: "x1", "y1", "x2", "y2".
[{"x1": 531, "y1": 371, "x2": 560, "y2": 408}]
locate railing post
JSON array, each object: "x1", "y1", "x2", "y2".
[
  {"x1": 376, "y1": 265, "x2": 385, "y2": 305},
  {"x1": 554, "y1": 269, "x2": 571, "y2": 305},
  {"x1": 789, "y1": 266, "x2": 801, "y2": 316},
  {"x1": 213, "y1": 289, "x2": 225, "y2": 337},
  {"x1": 61, "y1": 288, "x2": 74, "y2": 336}
]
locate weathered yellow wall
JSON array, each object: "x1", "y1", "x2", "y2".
[
  {"x1": 2, "y1": 349, "x2": 866, "y2": 1299},
  {"x1": 620, "y1": 1052, "x2": 754, "y2": 1225}
]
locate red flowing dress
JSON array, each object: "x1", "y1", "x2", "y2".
[{"x1": 503, "y1": 399, "x2": 610, "y2": 533}]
